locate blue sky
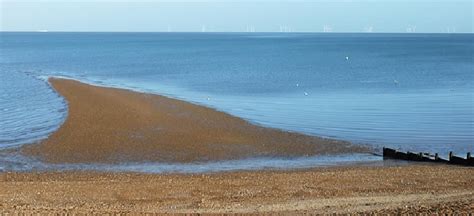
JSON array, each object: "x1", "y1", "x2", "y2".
[{"x1": 1, "y1": 0, "x2": 472, "y2": 33}]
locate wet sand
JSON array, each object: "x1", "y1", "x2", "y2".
[
  {"x1": 20, "y1": 78, "x2": 367, "y2": 164},
  {"x1": 1, "y1": 165, "x2": 473, "y2": 214}
]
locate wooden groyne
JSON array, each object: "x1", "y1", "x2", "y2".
[{"x1": 383, "y1": 147, "x2": 474, "y2": 167}]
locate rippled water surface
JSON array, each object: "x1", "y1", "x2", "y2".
[
  {"x1": 0, "y1": 32, "x2": 473, "y2": 158},
  {"x1": 0, "y1": 71, "x2": 67, "y2": 147}
]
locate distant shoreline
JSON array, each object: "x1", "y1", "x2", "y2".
[{"x1": 18, "y1": 78, "x2": 368, "y2": 165}]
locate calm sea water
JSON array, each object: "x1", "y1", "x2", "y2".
[{"x1": 1, "y1": 32, "x2": 473, "y2": 164}]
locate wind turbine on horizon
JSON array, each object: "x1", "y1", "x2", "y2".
[
  {"x1": 323, "y1": 25, "x2": 333, "y2": 33},
  {"x1": 363, "y1": 26, "x2": 374, "y2": 33},
  {"x1": 406, "y1": 25, "x2": 417, "y2": 33},
  {"x1": 279, "y1": 25, "x2": 292, "y2": 33},
  {"x1": 246, "y1": 25, "x2": 256, "y2": 33},
  {"x1": 447, "y1": 26, "x2": 456, "y2": 33}
]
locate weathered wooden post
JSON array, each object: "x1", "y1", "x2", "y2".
[
  {"x1": 467, "y1": 152, "x2": 474, "y2": 166},
  {"x1": 435, "y1": 153, "x2": 439, "y2": 160},
  {"x1": 449, "y1": 151, "x2": 453, "y2": 161}
]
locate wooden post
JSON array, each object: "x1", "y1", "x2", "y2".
[
  {"x1": 449, "y1": 151, "x2": 453, "y2": 160},
  {"x1": 435, "y1": 153, "x2": 439, "y2": 160},
  {"x1": 467, "y1": 152, "x2": 471, "y2": 159}
]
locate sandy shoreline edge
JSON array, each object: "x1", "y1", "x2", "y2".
[{"x1": 16, "y1": 78, "x2": 369, "y2": 164}]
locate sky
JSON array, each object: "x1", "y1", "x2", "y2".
[{"x1": 0, "y1": 0, "x2": 472, "y2": 33}]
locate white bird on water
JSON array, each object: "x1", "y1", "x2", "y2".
[
  {"x1": 393, "y1": 79, "x2": 400, "y2": 85},
  {"x1": 296, "y1": 83, "x2": 299, "y2": 87},
  {"x1": 345, "y1": 56, "x2": 349, "y2": 60},
  {"x1": 304, "y1": 91, "x2": 309, "y2": 96}
]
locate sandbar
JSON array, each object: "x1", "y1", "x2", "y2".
[{"x1": 20, "y1": 78, "x2": 368, "y2": 164}]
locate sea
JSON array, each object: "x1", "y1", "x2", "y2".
[{"x1": 0, "y1": 32, "x2": 472, "y2": 172}]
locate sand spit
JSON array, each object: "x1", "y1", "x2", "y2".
[{"x1": 19, "y1": 78, "x2": 368, "y2": 164}]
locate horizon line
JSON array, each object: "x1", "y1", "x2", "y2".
[{"x1": 1, "y1": 30, "x2": 472, "y2": 34}]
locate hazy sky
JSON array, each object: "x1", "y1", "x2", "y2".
[{"x1": 1, "y1": 0, "x2": 472, "y2": 33}]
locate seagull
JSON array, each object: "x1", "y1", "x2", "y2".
[
  {"x1": 345, "y1": 56, "x2": 349, "y2": 60},
  {"x1": 206, "y1": 96, "x2": 211, "y2": 101},
  {"x1": 296, "y1": 83, "x2": 299, "y2": 87},
  {"x1": 393, "y1": 79, "x2": 399, "y2": 85},
  {"x1": 304, "y1": 91, "x2": 309, "y2": 96}
]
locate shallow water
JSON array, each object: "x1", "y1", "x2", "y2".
[
  {"x1": 0, "y1": 152, "x2": 381, "y2": 173},
  {"x1": 0, "y1": 70, "x2": 67, "y2": 148},
  {"x1": 0, "y1": 32, "x2": 473, "y2": 171}
]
